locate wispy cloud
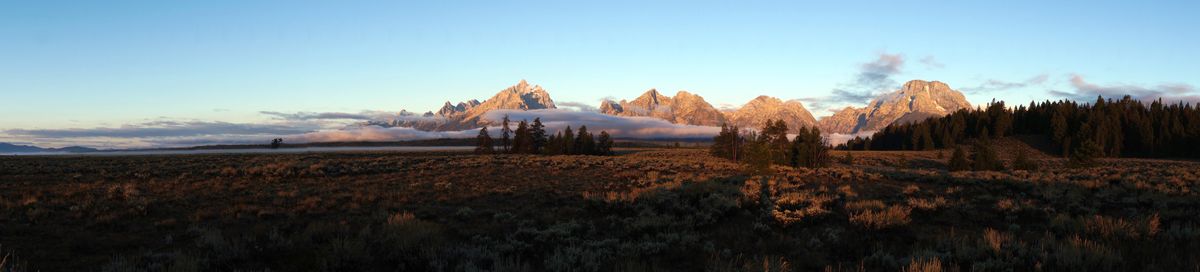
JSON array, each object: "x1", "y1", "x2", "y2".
[
  {"x1": 803, "y1": 52, "x2": 908, "y2": 115},
  {"x1": 556, "y1": 101, "x2": 599, "y2": 112},
  {"x1": 1050, "y1": 74, "x2": 1200, "y2": 103},
  {"x1": 962, "y1": 74, "x2": 1049, "y2": 94},
  {"x1": 919, "y1": 56, "x2": 944, "y2": 69},
  {"x1": 4, "y1": 121, "x2": 314, "y2": 138},
  {"x1": 259, "y1": 110, "x2": 396, "y2": 121}
]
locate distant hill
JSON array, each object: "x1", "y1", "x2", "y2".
[{"x1": 0, "y1": 143, "x2": 98, "y2": 153}]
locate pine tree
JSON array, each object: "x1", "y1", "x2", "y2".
[
  {"x1": 575, "y1": 126, "x2": 595, "y2": 155},
  {"x1": 1050, "y1": 111, "x2": 1069, "y2": 156},
  {"x1": 474, "y1": 127, "x2": 494, "y2": 154},
  {"x1": 531, "y1": 118, "x2": 547, "y2": 154},
  {"x1": 545, "y1": 132, "x2": 562, "y2": 155},
  {"x1": 1070, "y1": 139, "x2": 1102, "y2": 167},
  {"x1": 512, "y1": 120, "x2": 530, "y2": 154},
  {"x1": 948, "y1": 146, "x2": 970, "y2": 172},
  {"x1": 562, "y1": 126, "x2": 575, "y2": 155},
  {"x1": 1012, "y1": 148, "x2": 1038, "y2": 171},
  {"x1": 596, "y1": 131, "x2": 614, "y2": 155},
  {"x1": 500, "y1": 115, "x2": 512, "y2": 153},
  {"x1": 971, "y1": 130, "x2": 1004, "y2": 171},
  {"x1": 711, "y1": 123, "x2": 735, "y2": 159}
]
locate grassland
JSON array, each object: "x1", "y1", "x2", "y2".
[{"x1": 1, "y1": 148, "x2": 1199, "y2": 271}]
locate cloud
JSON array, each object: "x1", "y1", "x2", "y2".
[
  {"x1": 482, "y1": 109, "x2": 720, "y2": 139},
  {"x1": 1, "y1": 108, "x2": 730, "y2": 149},
  {"x1": 556, "y1": 101, "x2": 599, "y2": 112},
  {"x1": 260, "y1": 110, "x2": 396, "y2": 121},
  {"x1": 824, "y1": 130, "x2": 877, "y2": 146},
  {"x1": 962, "y1": 74, "x2": 1049, "y2": 94},
  {"x1": 4, "y1": 121, "x2": 314, "y2": 138},
  {"x1": 919, "y1": 56, "x2": 944, "y2": 69},
  {"x1": 856, "y1": 52, "x2": 905, "y2": 91},
  {"x1": 289, "y1": 126, "x2": 480, "y2": 143},
  {"x1": 801, "y1": 52, "x2": 907, "y2": 116},
  {"x1": 1051, "y1": 74, "x2": 1200, "y2": 103}
]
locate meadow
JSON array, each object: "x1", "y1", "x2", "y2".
[{"x1": 1, "y1": 148, "x2": 1199, "y2": 271}]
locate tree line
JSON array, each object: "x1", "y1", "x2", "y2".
[
  {"x1": 840, "y1": 96, "x2": 1200, "y2": 159},
  {"x1": 475, "y1": 116, "x2": 614, "y2": 156},
  {"x1": 710, "y1": 119, "x2": 830, "y2": 171}
]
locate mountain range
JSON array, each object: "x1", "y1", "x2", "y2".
[
  {"x1": 0, "y1": 143, "x2": 98, "y2": 154},
  {"x1": 385, "y1": 79, "x2": 972, "y2": 135}
]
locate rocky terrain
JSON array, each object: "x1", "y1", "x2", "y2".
[
  {"x1": 818, "y1": 80, "x2": 972, "y2": 134},
  {"x1": 723, "y1": 95, "x2": 818, "y2": 130},
  {"x1": 389, "y1": 80, "x2": 557, "y2": 131},
  {"x1": 600, "y1": 89, "x2": 728, "y2": 126}
]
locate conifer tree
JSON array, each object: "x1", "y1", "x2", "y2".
[
  {"x1": 596, "y1": 131, "x2": 613, "y2": 155},
  {"x1": 948, "y1": 146, "x2": 971, "y2": 171},
  {"x1": 1070, "y1": 139, "x2": 1102, "y2": 167},
  {"x1": 971, "y1": 130, "x2": 1004, "y2": 171},
  {"x1": 562, "y1": 126, "x2": 575, "y2": 155},
  {"x1": 500, "y1": 115, "x2": 512, "y2": 153},
  {"x1": 531, "y1": 118, "x2": 547, "y2": 154},
  {"x1": 512, "y1": 120, "x2": 530, "y2": 154},
  {"x1": 475, "y1": 127, "x2": 494, "y2": 154},
  {"x1": 1012, "y1": 148, "x2": 1038, "y2": 171}
]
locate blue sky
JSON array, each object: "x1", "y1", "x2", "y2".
[{"x1": 2, "y1": 1, "x2": 1198, "y2": 147}]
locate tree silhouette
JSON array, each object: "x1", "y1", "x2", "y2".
[
  {"x1": 531, "y1": 118, "x2": 547, "y2": 154},
  {"x1": 948, "y1": 146, "x2": 970, "y2": 172},
  {"x1": 269, "y1": 138, "x2": 283, "y2": 149},
  {"x1": 970, "y1": 130, "x2": 1004, "y2": 171},
  {"x1": 596, "y1": 131, "x2": 614, "y2": 155},
  {"x1": 562, "y1": 126, "x2": 575, "y2": 155},
  {"x1": 475, "y1": 127, "x2": 494, "y2": 154},
  {"x1": 512, "y1": 120, "x2": 531, "y2": 154},
  {"x1": 500, "y1": 115, "x2": 512, "y2": 153},
  {"x1": 1070, "y1": 139, "x2": 1102, "y2": 167},
  {"x1": 838, "y1": 95, "x2": 1200, "y2": 159}
]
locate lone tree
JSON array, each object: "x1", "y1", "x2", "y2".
[
  {"x1": 475, "y1": 127, "x2": 494, "y2": 154},
  {"x1": 596, "y1": 131, "x2": 614, "y2": 155},
  {"x1": 948, "y1": 146, "x2": 971, "y2": 171},
  {"x1": 269, "y1": 138, "x2": 283, "y2": 149},
  {"x1": 500, "y1": 115, "x2": 512, "y2": 153}
]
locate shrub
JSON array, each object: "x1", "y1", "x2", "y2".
[
  {"x1": 948, "y1": 147, "x2": 970, "y2": 172},
  {"x1": 971, "y1": 139, "x2": 1004, "y2": 171},
  {"x1": 850, "y1": 206, "x2": 912, "y2": 230},
  {"x1": 1011, "y1": 148, "x2": 1038, "y2": 171}
]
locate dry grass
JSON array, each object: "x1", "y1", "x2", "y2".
[
  {"x1": 1, "y1": 148, "x2": 1198, "y2": 271},
  {"x1": 849, "y1": 205, "x2": 912, "y2": 230}
]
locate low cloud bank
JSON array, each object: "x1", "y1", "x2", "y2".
[
  {"x1": 482, "y1": 109, "x2": 720, "y2": 139},
  {"x1": 824, "y1": 131, "x2": 876, "y2": 146}
]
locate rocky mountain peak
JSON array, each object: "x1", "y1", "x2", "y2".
[
  {"x1": 724, "y1": 95, "x2": 817, "y2": 130},
  {"x1": 600, "y1": 89, "x2": 726, "y2": 126},
  {"x1": 818, "y1": 79, "x2": 971, "y2": 134}
]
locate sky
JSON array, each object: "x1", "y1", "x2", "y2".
[{"x1": 2, "y1": 1, "x2": 1198, "y2": 148}]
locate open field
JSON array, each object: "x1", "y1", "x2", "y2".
[{"x1": 2, "y1": 149, "x2": 1200, "y2": 271}]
